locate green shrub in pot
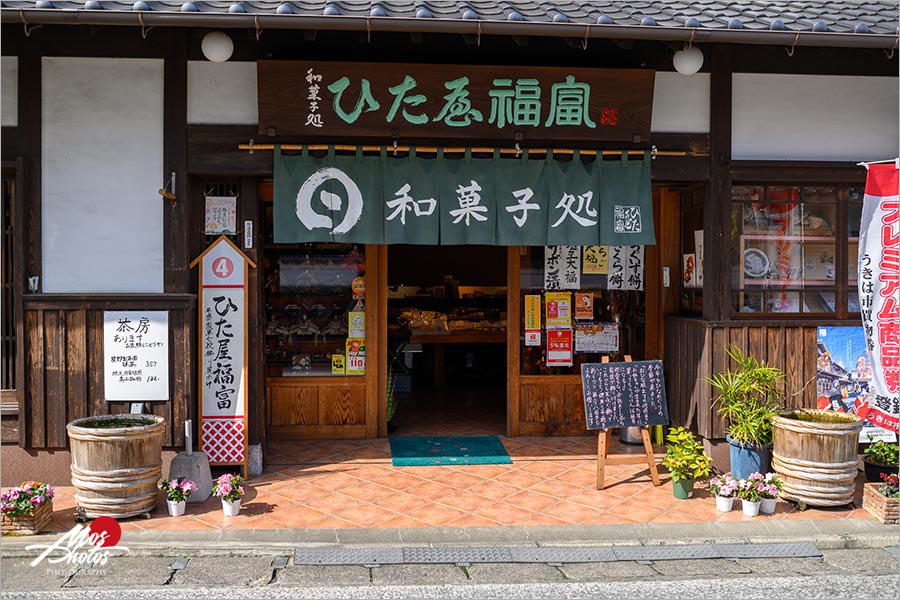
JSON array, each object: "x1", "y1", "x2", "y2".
[
  {"x1": 708, "y1": 345, "x2": 785, "y2": 479},
  {"x1": 862, "y1": 437, "x2": 900, "y2": 483},
  {"x1": 661, "y1": 426, "x2": 713, "y2": 499}
]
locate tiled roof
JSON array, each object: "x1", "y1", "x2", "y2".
[{"x1": 3, "y1": 1, "x2": 898, "y2": 37}]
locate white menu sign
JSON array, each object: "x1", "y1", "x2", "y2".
[{"x1": 103, "y1": 311, "x2": 169, "y2": 401}]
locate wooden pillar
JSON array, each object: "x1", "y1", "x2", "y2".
[{"x1": 704, "y1": 45, "x2": 733, "y2": 323}]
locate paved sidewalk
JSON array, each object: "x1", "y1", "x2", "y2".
[{"x1": 32, "y1": 435, "x2": 877, "y2": 534}]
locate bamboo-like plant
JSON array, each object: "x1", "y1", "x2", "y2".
[{"x1": 708, "y1": 345, "x2": 785, "y2": 447}]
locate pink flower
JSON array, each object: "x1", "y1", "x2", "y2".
[
  {"x1": 238, "y1": 486, "x2": 245, "y2": 496},
  {"x1": 9, "y1": 490, "x2": 19, "y2": 500}
]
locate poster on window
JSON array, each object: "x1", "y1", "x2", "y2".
[
  {"x1": 524, "y1": 294, "x2": 541, "y2": 346},
  {"x1": 623, "y1": 245, "x2": 645, "y2": 291},
  {"x1": 544, "y1": 246, "x2": 580, "y2": 290},
  {"x1": 694, "y1": 230, "x2": 704, "y2": 288},
  {"x1": 204, "y1": 196, "x2": 237, "y2": 235},
  {"x1": 103, "y1": 311, "x2": 169, "y2": 401},
  {"x1": 546, "y1": 328, "x2": 573, "y2": 367},
  {"x1": 545, "y1": 291, "x2": 572, "y2": 329},
  {"x1": 582, "y1": 245, "x2": 608, "y2": 275},
  {"x1": 816, "y1": 326, "x2": 896, "y2": 442},
  {"x1": 346, "y1": 338, "x2": 366, "y2": 375},
  {"x1": 575, "y1": 292, "x2": 594, "y2": 320},
  {"x1": 574, "y1": 322, "x2": 619, "y2": 353},
  {"x1": 607, "y1": 245, "x2": 626, "y2": 290},
  {"x1": 193, "y1": 236, "x2": 255, "y2": 474}
]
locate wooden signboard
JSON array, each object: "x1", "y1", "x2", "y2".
[
  {"x1": 190, "y1": 236, "x2": 256, "y2": 477},
  {"x1": 581, "y1": 357, "x2": 666, "y2": 489},
  {"x1": 258, "y1": 61, "x2": 654, "y2": 142}
]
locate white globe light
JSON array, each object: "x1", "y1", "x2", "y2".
[
  {"x1": 201, "y1": 31, "x2": 234, "y2": 63},
  {"x1": 673, "y1": 45, "x2": 704, "y2": 75}
]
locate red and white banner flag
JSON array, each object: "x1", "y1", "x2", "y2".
[{"x1": 858, "y1": 163, "x2": 900, "y2": 432}]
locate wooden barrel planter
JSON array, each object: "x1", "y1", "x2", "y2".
[
  {"x1": 771, "y1": 410, "x2": 863, "y2": 508},
  {"x1": 67, "y1": 415, "x2": 165, "y2": 519}
]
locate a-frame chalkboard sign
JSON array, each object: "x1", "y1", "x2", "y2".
[{"x1": 580, "y1": 356, "x2": 666, "y2": 490}]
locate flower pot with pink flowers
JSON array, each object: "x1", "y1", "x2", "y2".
[
  {"x1": 1, "y1": 482, "x2": 55, "y2": 535},
  {"x1": 708, "y1": 474, "x2": 739, "y2": 511},
  {"x1": 212, "y1": 473, "x2": 246, "y2": 517},
  {"x1": 158, "y1": 477, "x2": 199, "y2": 517}
]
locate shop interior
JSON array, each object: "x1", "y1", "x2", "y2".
[{"x1": 386, "y1": 245, "x2": 508, "y2": 436}]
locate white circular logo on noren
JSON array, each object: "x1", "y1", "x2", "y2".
[{"x1": 296, "y1": 167, "x2": 363, "y2": 235}]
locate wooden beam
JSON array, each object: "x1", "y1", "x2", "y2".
[
  {"x1": 163, "y1": 29, "x2": 189, "y2": 294},
  {"x1": 240, "y1": 176, "x2": 262, "y2": 447},
  {"x1": 507, "y1": 246, "x2": 521, "y2": 437}
]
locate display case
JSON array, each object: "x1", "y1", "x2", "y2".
[
  {"x1": 732, "y1": 186, "x2": 840, "y2": 314},
  {"x1": 264, "y1": 244, "x2": 366, "y2": 376}
]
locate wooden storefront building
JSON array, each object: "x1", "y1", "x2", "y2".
[{"x1": 1, "y1": 0, "x2": 897, "y2": 484}]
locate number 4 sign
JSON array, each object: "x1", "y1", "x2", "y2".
[{"x1": 190, "y1": 236, "x2": 256, "y2": 477}]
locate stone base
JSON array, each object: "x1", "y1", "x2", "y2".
[
  {"x1": 166, "y1": 452, "x2": 213, "y2": 503},
  {"x1": 248, "y1": 444, "x2": 263, "y2": 476}
]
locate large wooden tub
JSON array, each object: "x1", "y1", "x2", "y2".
[
  {"x1": 772, "y1": 410, "x2": 863, "y2": 508},
  {"x1": 67, "y1": 415, "x2": 165, "y2": 519}
]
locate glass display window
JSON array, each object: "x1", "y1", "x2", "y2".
[
  {"x1": 732, "y1": 185, "x2": 842, "y2": 315},
  {"x1": 264, "y1": 243, "x2": 366, "y2": 376}
]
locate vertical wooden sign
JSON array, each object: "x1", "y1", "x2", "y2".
[{"x1": 190, "y1": 236, "x2": 256, "y2": 477}]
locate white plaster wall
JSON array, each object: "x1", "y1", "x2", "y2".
[
  {"x1": 187, "y1": 61, "x2": 258, "y2": 124},
  {"x1": 1, "y1": 57, "x2": 18, "y2": 127},
  {"x1": 42, "y1": 57, "x2": 164, "y2": 293},
  {"x1": 733, "y1": 73, "x2": 899, "y2": 161},
  {"x1": 651, "y1": 72, "x2": 710, "y2": 133}
]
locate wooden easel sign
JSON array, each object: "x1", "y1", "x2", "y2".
[
  {"x1": 580, "y1": 356, "x2": 668, "y2": 489},
  {"x1": 190, "y1": 236, "x2": 256, "y2": 478}
]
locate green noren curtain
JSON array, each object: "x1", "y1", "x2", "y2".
[
  {"x1": 598, "y1": 151, "x2": 655, "y2": 246},
  {"x1": 439, "y1": 148, "x2": 496, "y2": 245},
  {"x1": 383, "y1": 147, "x2": 441, "y2": 245}
]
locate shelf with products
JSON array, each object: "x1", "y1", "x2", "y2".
[{"x1": 264, "y1": 243, "x2": 367, "y2": 376}]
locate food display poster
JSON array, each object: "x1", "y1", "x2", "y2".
[
  {"x1": 574, "y1": 322, "x2": 619, "y2": 353},
  {"x1": 545, "y1": 291, "x2": 572, "y2": 329},
  {"x1": 547, "y1": 328, "x2": 574, "y2": 367}
]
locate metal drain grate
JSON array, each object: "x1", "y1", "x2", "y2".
[{"x1": 294, "y1": 542, "x2": 822, "y2": 566}]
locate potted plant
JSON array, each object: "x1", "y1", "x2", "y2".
[
  {"x1": 661, "y1": 426, "x2": 713, "y2": 499},
  {"x1": 158, "y1": 477, "x2": 198, "y2": 517},
  {"x1": 862, "y1": 472, "x2": 899, "y2": 524},
  {"x1": 862, "y1": 438, "x2": 899, "y2": 483},
  {"x1": 759, "y1": 472, "x2": 781, "y2": 514},
  {"x1": 1, "y1": 481, "x2": 55, "y2": 536},
  {"x1": 708, "y1": 474, "x2": 739, "y2": 511},
  {"x1": 738, "y1": 474, "x2": 765, "y2": 516},
  {"x1": 212, "y1": 473, "x2": 246, "y2": 517},
  {"x1": 708, "y1": 346, "x2": 784, "y2": 480}
]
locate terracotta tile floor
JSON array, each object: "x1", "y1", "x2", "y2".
[{"x1": 38, "y1": 434, "x2": 874, "y2": 533}]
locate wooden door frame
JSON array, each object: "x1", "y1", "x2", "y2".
[{"x1": 507, "y1": 247, "x2": 521, "y2": 437}]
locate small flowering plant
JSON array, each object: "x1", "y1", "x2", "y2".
[
  {"x1": 708, "y1": 475, "x2": 739, "y2": 498},
  {"x1": 158, "y1": 477, "x2": 198, "y2": 503},
  {"x1": 739, "y1": 472, "x2": 778, "y2": 502},
  {"x1": 212, "y1": 473, "x2": 246, "y2": 503},
  {"x1": 764, "y1": 472, "x2": 783, "y2": 493},
  {"x1": 1, "y1": 481, "x2": 55, "y2": 519},
  {"x1": 877, "y1": 472, "x2": 899, "y2": 498}
]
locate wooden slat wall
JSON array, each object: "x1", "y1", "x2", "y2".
[
  {"x1": 664, "y1": 317, "x2": 820, "y2": 440},
  {"x1": 22, "y1": 299, "x2": 194, "y2": 449}
]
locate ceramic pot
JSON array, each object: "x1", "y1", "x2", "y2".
[
  {"x1": 672, "y1": 478, "x2": 695, "y2": 499},
  {"x1": 742, "y1": 499, "x2": 761, "y2": 517},
  {"x1": 727, "y1": 435, "x2": 772, "y2": 480},
  {"x1": 760, "y1": 497, "x2": 777, "y2": 514},
  {"x1": 863, "y1": 457, "x2": 898, "y2": 483},
  {"x1": 715, "y1": 495, "x2": 735, "y2": 512},
  {"x1": 167, "y1": 500, "x2": 186, "y2": 517},
  {"x1": 222, "y1": 498, "x2": 241, "y2": 517}
]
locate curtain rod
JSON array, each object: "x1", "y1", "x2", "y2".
[{"x1": 237, "y1": 143, "x2": 700, "y2": 157}]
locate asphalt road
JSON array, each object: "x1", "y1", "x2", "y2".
[{"x1": 2, "y1": 547, "x2": 898, "y2": 600}]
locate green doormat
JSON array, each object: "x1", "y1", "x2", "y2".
[{"x1": 389, "y1": 436, "x2": 513, "y2": 466}]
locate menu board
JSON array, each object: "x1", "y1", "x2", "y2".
[
  {"x1": 580, "y1": 360, "x2": 668, "y2": 430},
  {"x1": 103, "y1": 310, "x2": 169, "y2": 401}
]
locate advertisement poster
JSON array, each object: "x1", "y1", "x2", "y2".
[
  {"x1": 547, "y1": 328, "x2": 574, "y2": 367},
  {"x1": 346, "y1": 338, "x2": 366, "y2": 375},
  {"x1": 575, "y1": 292, "x2": 594, "y2": 320},
  {"x1": 524, "y1": 294, "x2": 541, "y2": 346},
  {"x1": 103, "y1": 311, "x2": 169, "y2": 401},
  {"x1": 574, "y1": 322, "x2": 619, "y2": 353},
  {"x1": 694, "y1": 230, "x2": 704, "y2": 287},
  {"x1": 683, "y1": 254, "x2": 697, "y2": 288},
  {"x1": 544, "y1": 246, "x2": 581, "y2": 290},
  {"x1": 331, "y1": 353, "x2": 346, "y2": 375},
  {"x1": 545, "y1": 291, "x2": 572, "y2": 329},
  {"x1": 582, "y1": 245, "x2": 608, "y2": 275},
  {"x1": 204, "y1": 196, "x2": 237, "y2": 235},
  {"x1": 816, "y1": 326, "x2": 897, "y2": 442}
]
